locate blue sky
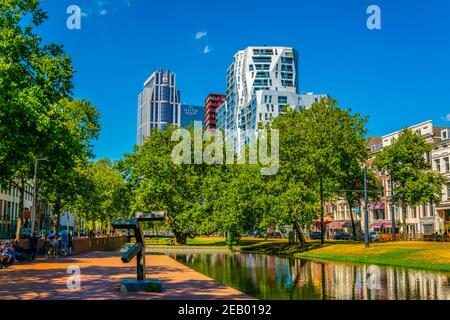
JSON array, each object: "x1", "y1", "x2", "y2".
[{"x1": 37, "y1": 0, "x2": 450, "y2": 160}]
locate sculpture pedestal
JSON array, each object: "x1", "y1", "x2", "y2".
[{"x1": 120, "y1": 278, "x2": 162, "y2": 293}]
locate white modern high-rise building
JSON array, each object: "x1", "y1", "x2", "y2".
[{"x1": 216, "y1": 46, "x2": 325, "y2": 146}]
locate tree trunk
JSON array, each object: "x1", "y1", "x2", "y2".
[
  {"x1": 174, "y1": 231, "x2": 187, "y2": 245},
  {"x1": 54, "y1": 202, "x2": 62, "y2": 235},
  {"x1": 349, "y1": 205, "x2": 357, "y2": 241},
  {"x1": 402, "y1": 205, "x2": 408, "y2": 238},
  {"x1": 293, "y1": 222, "x2": 306, "y2": 247},
  {"x1": 15, "y1": 179, "x2": 25, "y2": 241},
  {"x1": 226, "y1": 229, "x2": 241, "y2": 249},
  {"x1": 36, "y1": 205, "x2": 41, "y2": 234},
  {"x1": 77, "y1": 217, "x2": 81, "y2": 237}
]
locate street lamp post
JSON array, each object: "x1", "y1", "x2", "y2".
[
  {"x1": 364, "y1": 162, "x2": 370, "y2": 248},
  {"x1": 320, "y1": 176, "x2": 325, "y2": 245},
  {"x1": 30, "y1": 159, "x2": 38, "y2": 236},
  {"x1": 11, "y1": 181, "x2": 16, "y2": 238},
  {"x1": 30, "y1": 157, "x2": 48, "y2": 236}
]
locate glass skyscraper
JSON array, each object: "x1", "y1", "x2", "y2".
[
  {"x1": 180, "y1": 104, "x2": 204, "y2": 128},
  {"x1": 137, "y1": 70, "x2": 181, "y2": 145}
]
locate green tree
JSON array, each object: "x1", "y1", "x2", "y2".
[
  {"x1": 126, "y1": 126, "x2": 211, "y2": 244},
  {"x1": 70, "y1": 167, "x2": 100, "y2": 234},
  {"x1": 72, "y1": 160, "x2": 130, "y2": 234},
  {"x1": 38, "y1": 99, "x2": 100, "y2": 233},
  {"x1": 0, "y1": 0, "x2": 74, "y2": 236},
  {"x1": 92, "y1": 159, "x2": 130, "y2": 232},
  {"x1": 341, "y1": 164, "x2": 382, "y2": 240},
  {"x1": 300, "y1": 98, "x2": 369, "y2": 244},
  {"x1": 270, "y1": 98, "x2": 369, "y2": 245},
  {"x1": 206, "y1": 161, "x2": 265, "y2": 248},
  {"x1": 374, "y1": 129, "x2": 446, "y2": 235},
  {"x1": 268, "y1": 107, "x2": 319, "y2": 245},
  {"x1": 41, "y1": 167, "x2": 86, "y2": 234}
]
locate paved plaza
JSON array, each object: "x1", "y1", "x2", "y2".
[{"x1": 0, "y1": 252, "x2": 251, "y2": 300}]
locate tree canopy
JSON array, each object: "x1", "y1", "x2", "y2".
[{"x1": 0, "y1": 1, "x2": 101, "y2": 237}]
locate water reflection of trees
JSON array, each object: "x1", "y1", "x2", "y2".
[{"x1": 171, "y1": 253, "x2": 450, "y2": 300}]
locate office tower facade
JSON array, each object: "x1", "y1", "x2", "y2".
[
  {"x1": 137, "y1": 70, "x2": 181, "y2": 145},
  {"x1": 216, "y1": 46, "x2": 325, "y2": 145},
  {"x1": 204, "y1": 93, "x2": 226, "y2": 132},
  {"x1": 180, "y1": 104, "x2": 204, "y2": 128}
]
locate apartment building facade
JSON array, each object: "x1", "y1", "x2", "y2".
[
  {"x1": 326, "y1": 120, "x2": 450, "y2": 238},
  {"x1": 204, "y1": 93, "x2": 226, "y2": 132},
  {"x1": 380, "y1": 121, "x2": 448, "y2": 235},
  {"x1": 216, "y1": 46, "x2": 324, "y2": 146},
  {"x1": 0, "y1": 184, "x2": 32, "y2": 239},
  {"x1": 432, "y1": 128, "x2": 450, "y2": 233}
]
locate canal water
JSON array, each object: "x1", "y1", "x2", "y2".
[{"x1": 168, "y1": 252, "x2": 450, "y2": 300}]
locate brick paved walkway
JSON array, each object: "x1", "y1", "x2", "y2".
[{"x1": 0, "y1": 252, "x2": 252, "y2": 300}]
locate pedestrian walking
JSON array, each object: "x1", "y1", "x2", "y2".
[
  {"x1": 62, "y1": 230, "x2": 68, "y2": 256},
  {"x1": 43, "y1": 236, "x2": 50, "y2": 259},
  {"x1": 51, "y1": 236, "x2": 59, "y2": 257},
  {"x1": 29, "y1": 233, "x2": 38, "y2": 261},
  {"x1": 68, "y1": 232, "x2": 73, "y2": 256}
]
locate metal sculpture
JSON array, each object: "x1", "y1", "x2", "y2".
[{"x1": 112, "y1": 211, "x2": 165, "y2": 292}]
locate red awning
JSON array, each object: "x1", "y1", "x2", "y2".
[
  {"x1": 327, "y1": 221, "x2": 343, "y2": 230},
  {"x1": 342, "y1": 221, "x2": 361, "y2": 229},
  {"x1": 370, "y1": 220, "x2": 393, "y2": 229},
  {"x1": 383, "y1": 221, "x2": 393, "y2": 228},
  {"x1": 370, "y1": 221, "x2": 385, "y2": 228},
  {"x1": 369, "y1": 202, "x2": 386, "y2": 210}
]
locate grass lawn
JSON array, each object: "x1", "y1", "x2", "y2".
[
  {"x1": 144, "y1": 236, "x2": 286, "y2": 248},
  {"x1": 295, "y1": 241, "x2": 450, "y2": 273}
]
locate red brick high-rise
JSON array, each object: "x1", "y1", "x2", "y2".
[{"x1": 204, "y1": 93, "x2": 226, "y2": 132}]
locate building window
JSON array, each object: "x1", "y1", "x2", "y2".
[
  {"x1": 435, "y1": 160, "x2": 441, "y2": 172},
  {"x1": 255, "y1": 72, "x2": 269, "y2": 79},
  {"x1": 423, "y1": 224, "x2": 433, "y2": 235},
  {"x1": 425, "y1": 152, "x2": 431, "y2": 164},
  {"x1": 278, "y1": 96, "x2": 287, "y2": 104},
  {"x1": 444, "y1": 157, "x2": 449, "y2": 173},
  {"x1": 447, "y1": 184, "x2": 450, "y2": 200}
]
